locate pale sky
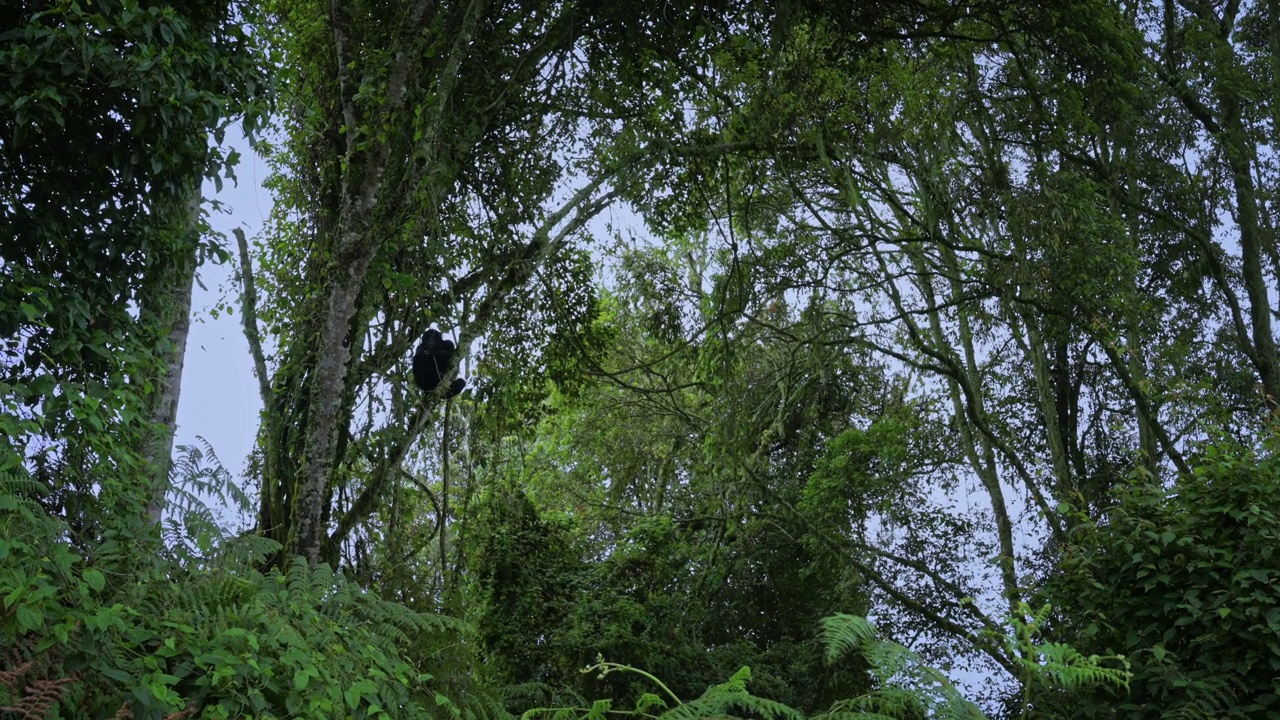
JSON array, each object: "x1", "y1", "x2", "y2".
[{"x1": 175, "y1": 136, "x2": 271, "y2": 516}]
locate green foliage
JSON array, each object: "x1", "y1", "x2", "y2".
[
  {"x1": 0, "y1": 0, "x2": 267, "y2": 547},
  {"x1": 1, "y1": 467, "x2": 473, "y2": 719},
  {"x1": 108, "y1": 555, "x2": 456, "y2": 719},
  {"x1": 996, "y1": 604, "x2": 1130, "y2": 719},
  {"x1": 802, "y1": 417, "x2": 915, "y2": 528},
  {"x1": 820, "y1": 614, "x2": 980, "y2": 720},
  {"x1": 1002, "y1": 604, "x2": 1130, "y2": 692},
  {"x1": 819, "y1": 615, "x2": 880, "y2": 667},
  {"x1": 0, "y1": 0, "x2": 264, "y2": 334},
  {"x1": 1043, "y1": 436, "x2": 1280, "y2": 718},
  {"x1": 521, "y1": 613, "x2": 1128, "y2": 720},
  {"x1": 164, "y1": 438, "x2": 256, "y2": 558},
  {"x1": 467, "y1": 394, "x2": 877, "y2": 714},
  {"x1": 9, "y1": 2, "x2": 1280, "y2": 720},
  {"x1": 469, "y1": 485, "x2": 586, "y2": 692}
]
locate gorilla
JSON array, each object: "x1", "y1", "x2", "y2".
[{"x1": 413, "y1": 329, "x2": 466, "y2": 398}]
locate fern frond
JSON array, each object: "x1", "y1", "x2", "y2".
[
  {"x1": 1151, "y1": 673, "x2": 1235, "y2": 720},
  {"x1": 584, "y1": 699, "x2": 612, "y2": 720},
  {"x1": 715, "y1": 665, "x2": 752, "y2": 694},
  {"x1": 858, "y1": 639, "x2": 918, "y2": 685},
  {"x1": 461, "y1": 685, "x2": 516, "y2": 720},
  {"x1": 215, "y1": 533, "x2": 283, "y2": 566},
  {"x1": 0, "y1": 467, "x2": 44, "y2": 499},
  {"x1": 819, "y1": 614, "x2": 877, "y2": 666},
  {"x1": 0, "y1": 467, "x2": 56, "y2": 530},
  {"x1": 670, "y1": 692, "x2": 803, "y2": 720},
  {"x1": 811, "y1": 711, "x2": 900, "y2": 720},
  {"x1": 814, "y1": 686, "x2": 935, "y2": 720},
  {"x1": 663, "y1": 669, "x2": 803, "y2": 720},
  {"x1": 634, "y1": 692, "x2": 668, "y2": 714},
  {"x1": 165, "y1": 439, "x2": 255, "y2": 556},
  {"x1": 1034, "y1": 642, "x2": 1130, "y2": 690},
  {"x1": 814, "y1": 615, "x2": 986, "y2": 720}
]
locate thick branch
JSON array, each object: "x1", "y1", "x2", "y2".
[{"x1": 233, "y1": 228, "x2": 272, "y2": 408}]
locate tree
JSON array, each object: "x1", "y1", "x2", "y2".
[
  {"x1": 1043, "y1": 436, "x2": 1280, "y2": 719},
  {"x1": 458, "y1": 247, "x2": 893, "y2": 712},
  {"x1": 548, "y1": 0, "x2": 1280, "y2": 699},
  {"x1": 246, "y1": 0, "x2": 723, "y2": 568},
  {"x1": 1, "y1": 0, "x2": 264, "y2": 532},
  {"x1": 7, "y1": 0, "x2": 1277, "y2": 716}
]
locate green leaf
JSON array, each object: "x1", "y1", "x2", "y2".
[
  {"x1": 345, "y1": 679, "x2": 378, "y2": 709},
  {"x1": 16, "y1": 605, "x2": 41, "y2": 632},
  {"x1": 83, "y1": 567, "x2": 105, "y2": 591},
  {"x1": 585, "y1": 699, "x2": 613, "y2": 720}
]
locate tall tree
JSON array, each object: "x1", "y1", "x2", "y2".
[
  {"x1": 557, "y1": 0, "x2": 1279, "y2": 691},
  {"x1": 250, "y1": 0, "x2": 742, "y2": 567},
  {"x1": 0, "y1": 0, "x2": 264, "y2": 529}
]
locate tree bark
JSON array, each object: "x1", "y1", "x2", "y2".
[
  {"x1": 293, "y1": 245, "x2": 375, "y2": 565},
  {"x1": 141, "y1": 187, "x2": 201, "y2": 524}
]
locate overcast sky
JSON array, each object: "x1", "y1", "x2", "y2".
[{"x1": 174, "y1": 137, "x2": 271, "y2": 514}]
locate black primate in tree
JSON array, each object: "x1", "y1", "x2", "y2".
[{"x1": 413, "y1": 329, "x2": 466, "y2": 398}]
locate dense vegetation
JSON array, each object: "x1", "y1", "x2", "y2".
[{"x1": 3, "y1": 0, "x2": 1279, "y2": 717}]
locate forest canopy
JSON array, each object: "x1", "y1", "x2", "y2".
[{"x1": 2, "y1": 0, "x2": 1279, "y2": 718}]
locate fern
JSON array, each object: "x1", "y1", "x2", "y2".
[
  {"x1": 89, "y1": 543, "x2": 475, "y2": 718},
  {"x1": 665, "y1": 690, "x2": 803, "y2": 720},
  {"x1": 818, "y1": 614, "x2": 983, "y2": 719},
  {"x1": 514, "y1": 608, "x2": 1130, "y2": 720},
  {"x1": 803, "y1": 707, "x2": 896, "y2": 717},
  {"x1": 164, "y1": 438, "x2": 253, "y2": 559},
  {"x1": 819, "y1": 614, "x2": 878, "y2": 666},
  {"x1": 214, "y1": 531, "x2": 283, "y2": 567},
  {"x1": 659, "y1": 666, "x2": 804, "y2": 720},
  {"x1": 1162, "y1": 689, "x2": 1235, "y2": 720},
  {"x1": 0, "y1": 467, "x2": 60, "y2": 538},
  {"x1": 1034, "y1": 642, "x2": 1130, "y2": 690},
  {"x1": 1003, "y1": 602, "x2": 1130, "y2": 716}
]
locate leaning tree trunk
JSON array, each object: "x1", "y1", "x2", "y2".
[{"x1": 140, "y1": 185, "x2": 202, "y2": 525}]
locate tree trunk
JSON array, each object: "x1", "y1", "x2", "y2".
[
  {"x1": 141, "y1": 186, "x2": 201, "y2": 524},
  {"x1": 293, "y1": 242, "x2": 376, "y2": 565}
]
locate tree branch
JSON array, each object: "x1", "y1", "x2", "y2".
[{"x1": 233, "y1": 228, "x2": 272, "y2": 408}]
